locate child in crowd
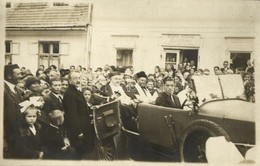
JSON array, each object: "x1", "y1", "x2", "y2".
[
  {"x1": 15, "y1": 101, "x2": 45, "y2": 159},
  {"x1": 83, "y1": 87, "x2": 106, "y2": 106},
  {"x1": 43, "y1": 109, "x2": 76, "y2": 159}
]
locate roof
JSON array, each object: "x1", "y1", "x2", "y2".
[{"x1": 6, "y1": 2, "x2": 91, "y2": 30}]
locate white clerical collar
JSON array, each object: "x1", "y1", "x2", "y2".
[{"x1": 5, "y1": 80, "x2": 16, "y2": 94}]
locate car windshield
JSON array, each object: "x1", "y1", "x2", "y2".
[{"x1": 192, "y1": 75, "x2": 244, "y2": 104}]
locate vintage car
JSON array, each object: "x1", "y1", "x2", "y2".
[{"x1": 93, "y1": 74, "x2": 255, "y2": 162}]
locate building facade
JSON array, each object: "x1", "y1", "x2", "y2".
[
  {"x1": 90, "y1": 0, "x2": 257, "y2": 73},
  {"x1": 5, "y1": 2, "x2": 92, "y2": 73},
  {"x1": 5, "y1": 0, "x2": 258, "y2": 74}
]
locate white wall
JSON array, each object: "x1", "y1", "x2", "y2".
[
  {"x1": 90, "y1": 0, "x2": 258, "y2": 73},
  {"x1": 6, "y1": 30, "x2": 88, "y2": 74}
]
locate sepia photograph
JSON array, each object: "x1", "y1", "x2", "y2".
[{"x1": 0, "y1": 0, "x2": 259, "y2": 165}]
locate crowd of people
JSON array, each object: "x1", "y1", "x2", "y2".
[{"x1": 3, "y1": 59, "x2": 255, "y2": 160}]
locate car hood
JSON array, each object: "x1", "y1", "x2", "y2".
[{"x1": 199, "y1": 99, "x2": 255, "y2": 122}]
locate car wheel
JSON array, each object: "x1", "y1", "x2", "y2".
[
  {"x1": 96, "y1": 137, "x2": 117, "y2": 160},
  {"x1": 179, "y1": 119, "x2": 230, "y2": 163}
]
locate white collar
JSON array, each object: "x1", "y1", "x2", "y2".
[
  {"x1": 29, "y1": 125, "x2": 36, "y2": 135},
  {"x1": 5, "y1": 80, "x2": 16, "y2": 94},
  {"x1": 52, "y1": 92, "x2": 62, "y2": 99},
  {"x1": 50, "y1": 123, "x2": 59, "y2": 129}
]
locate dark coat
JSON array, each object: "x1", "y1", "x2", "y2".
[
  {"x1": 123, "y1": 85, "x2": 139, "y2": 100},
  {"x1": 155, "y1": 92, "x2": 182, "y2": 109},
  {"x1": 4, "y1": 82, "x2": 24, "y2": 157},
  {"x1": 42, "y1": 124, "x2": 76, "y2": 159},
  {"x1": 101, "y1": 83, "x2": 137, "y2": 100},
  {"x1": 62, "y1": 85, "x2": 94, "y2": 153},
  {"x1": 42, "y1": 92, "x2": 64, "y2": 115},
  {"x1": 15, "y1": 122, "x2": 44, "y2": 159},
  {"x1": 43, "y1": 124, "x2": 66, "y2": 153},
  {"x1": 100, "y1": 83, "x2": 113, "y2": 97}
]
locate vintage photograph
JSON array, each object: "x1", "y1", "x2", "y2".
[{"x1": 1, "y1": 0, "x2": 258, "y2": 165}]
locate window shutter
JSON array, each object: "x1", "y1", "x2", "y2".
[
  {"x1": 11, "y1": 42, "x2": 20, "y2": 55},
  {"x1": 28, "y1": 42, "x2": 39, "y2": 55},
  {"x1": 60, "y1": 42, "x2": 69, "y2": 55}
]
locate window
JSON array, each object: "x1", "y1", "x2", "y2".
[
  {"x1": 116, "y1": 49, "x2": 133, "y2": 67},
  {"x1": 5, "y1": 41, "x2": 12, "y2": 64},
  {"x1": 165, "y1": 53, "x2": 177, "y2": 68},
  {"x1": 6, "y1": 2, "x2": 11, "y2": 8},
  {"x1": 230, "y1": 52, "x2": 251, "y2": 71},
  {"x1": 39, "y1": 41, "x2": 60, "y2": 68},
  {"x1": 164, "y1": 50, "x2": 180, "y2": 69}
]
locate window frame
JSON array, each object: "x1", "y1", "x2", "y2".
[
  {"x1": 115, "y1": 48, "x2": 134, "y2": 67},
  {"x1": 38, "y1": 41, "x2": 61, "y2": 68},
  {"x1": 5, "y1": 40, "x2": 12, "y2": 64}
]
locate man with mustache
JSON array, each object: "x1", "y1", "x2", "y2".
[
  {"x1": 4, "y1": 64, "x2": 24, "y2": 158},
  {"x1": 62, "y1": 71, "x2": 94, "y2": 159}
]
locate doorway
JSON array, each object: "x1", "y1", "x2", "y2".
[
  {"x1": 180, "y1": 49, "x2": 199, "y2": 69},
  {"x1": 230, "y1": 52, "x2": 251, "y2": 71},
  {"x1": 163, "y1": 49, "x2": 199, "y2": 70}
]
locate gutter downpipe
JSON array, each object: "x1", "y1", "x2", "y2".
[{"x1": 86, "y1": 2, "x2": 93, "y2": 69}]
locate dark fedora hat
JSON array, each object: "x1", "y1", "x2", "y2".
[{"x1": 136, "y1": 71, "x2": 147, "y2": 79}]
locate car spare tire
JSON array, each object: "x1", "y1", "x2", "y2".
[{"x1": 179, "y1": 119, "x2": 230, "y2": 163}]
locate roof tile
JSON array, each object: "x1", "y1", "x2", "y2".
[{"x1": 6, "y1": 2, "x2": 90, "y2": 29}]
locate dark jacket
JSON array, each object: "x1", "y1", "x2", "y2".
[
  {"x1": 62, "y1": 85, "x2": 94, "y2": 153},
  {"x1": 15, "y1": 122, "x2": 44, "y2": 159},
  {"x1": 42, "y1": 124, "x2": 75, "y2": 159},
  {"x1": 4, "y1": 82, "x2": 24, "y2": 157},
  {"x1": 100, "y1": 83, "x2": 113, "y2": 97},
  {"x1": 155, "y1": 92, "x2": 182, "y2": 109},
  {"x1": 101, "y1": 83, "x2": 138, "y2": 100},
  {"x1": 42, "y1": 92, "x2": 64, "y2": 115},
  {"x1": 43, "y1": 124, "x2": 66, "y2": 153}
]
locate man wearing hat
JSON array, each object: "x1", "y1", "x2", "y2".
[
  {"x1": 4, "y1": 64, "x2": 24, "y2": 158},
  {"x1": 133, "y1": 71, "x2": 153, "y2": 103},
  {"x1": 23, "y1": 76, "x2": 42, "y2": 100}
]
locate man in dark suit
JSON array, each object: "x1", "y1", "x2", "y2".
[
  {"x1": 42, "y1": 78, "x2": 63, "y2": 115},
  {"x1": 4, "y1": 64, "x2": 24, "y2": 158},
  {"x1": 62, "y1": 71, "x2": 94, "y2": 159},
  {"x1": 155, "y1": 77, "x2": 181, "y2": 109}
]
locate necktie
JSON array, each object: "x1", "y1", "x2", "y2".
[
  {"x1": 58, "y1": 95, "x2": 63, "y2": 103},
  {"x1": 171, "y1": 94, "x2": 175, "y2": 104}
]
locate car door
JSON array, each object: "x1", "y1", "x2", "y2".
[{"x1": 138, "y1": 103, "x2": 191, "y2": 148}]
